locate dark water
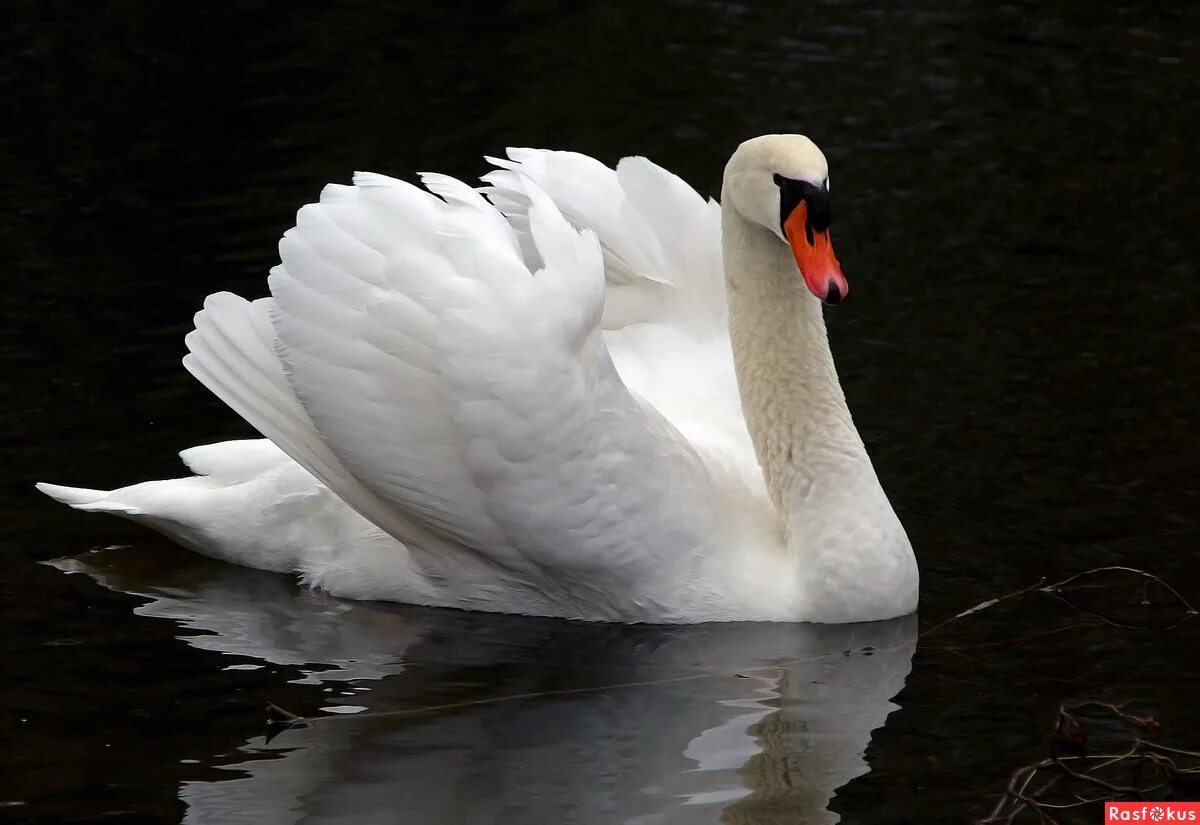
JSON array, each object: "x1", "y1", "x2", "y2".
[{"x1": 2, "y1": 1, "x2": 1198, "y2": 822}]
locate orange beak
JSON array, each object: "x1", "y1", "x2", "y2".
[{"x1": 784, "y1": 201, "x2": 848, "y2": 305}]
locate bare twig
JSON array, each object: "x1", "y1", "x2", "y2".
[
  {"x1": 928, "y1": 565, "x2": 1196, "y2": 645},
  {"x1": 1140, "y1": 740, "x2": 1200, "y2": 759},
  {"x1": 1040, "y1": 566, "x2": 1198, "y2": 630},
  {"x1": 978, "y1": 702, "x2": 1199, "y2": 823},
  {"x1": 920, "y1": 578, "x2": 1048, "y2": 641}
]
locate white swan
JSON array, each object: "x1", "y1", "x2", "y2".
[{"x1": 37, "y1": 135, "x2": 918, "y2": 624}]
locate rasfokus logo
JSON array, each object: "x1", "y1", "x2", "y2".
[{"x1": 1107, "y1": 803, "x2": 1200, "y2": 822}]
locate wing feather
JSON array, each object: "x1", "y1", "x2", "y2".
[
  {"x1": 483, "y1": 148, "x2": 761, "y2": 499},
  {"x1": 248, "y1": 170, "x2": 725, "y2": 605},
  {"x1": 182, "y1": 150, "x2": 759, "y2": 616}
]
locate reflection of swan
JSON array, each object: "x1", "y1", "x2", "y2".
[
  {"x1": 50, "y1": 547, "x2": 432, "y2": 684},
  {"x1": 39, "y1": 135, "x2": 917, "y2": 624},
  {"x1": 59, "y1": 548, "x2": 917, "y2": 824}
]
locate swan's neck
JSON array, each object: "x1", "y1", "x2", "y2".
[
  {"x1": 722, "y1": 207, "x2": 867, "y2": 506},
  {"x1": 722, "y1": 207, "x2": 917, "y2": 621}
]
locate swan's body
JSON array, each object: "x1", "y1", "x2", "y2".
[{"x1": 39, "y1": 136, "x2": 918, "y2": 623}]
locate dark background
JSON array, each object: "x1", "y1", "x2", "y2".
[{"x1": 1, "y1": 1, "x2": 1197, "y2": 822}]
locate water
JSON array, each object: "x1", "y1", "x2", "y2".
[{"x1": 1, "y1": 1, "x2": 1197, "y2": 822}]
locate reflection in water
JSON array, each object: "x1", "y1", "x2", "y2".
[
  {"x1": 54, "y1": 547, "x2": 916, "y2": 824},
  {"x1": 51, "y1": 550, "x2": 426, "y2": 685}
]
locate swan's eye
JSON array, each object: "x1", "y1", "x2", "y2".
[{"x1": 774, "y1": 174, "x2": 832, "y2": 240}]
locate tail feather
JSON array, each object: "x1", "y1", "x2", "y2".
[
  {"x1": 36, "y1": 463, "x2": 303, "y2": 570},
  {"x1": 179, "y1": 439, "x2": 289, "y2": 482},
  {"x1": 35, "y1": 482, "x2": 142, "y2": 515}
]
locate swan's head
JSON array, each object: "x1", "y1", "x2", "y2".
[{"x1": 724, "y1": 134, "x2": 848, "y2": 305}]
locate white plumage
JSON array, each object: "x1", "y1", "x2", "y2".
[{"x1": 38, "y1": 135, "x2": 918, "y2": 623}]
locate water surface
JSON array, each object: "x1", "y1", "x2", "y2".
[{"x1": 1, "y1": 1, "x2": 1197, "y2": 822}]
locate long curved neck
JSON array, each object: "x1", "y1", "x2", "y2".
[
  {"x1": 722, "y1": 203, "x2": 919, "y2": 622},
  {"x1": 721, "y1": 206, "x2": 870, "y2": 513}
]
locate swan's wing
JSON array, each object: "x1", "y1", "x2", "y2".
[
  {"x1": 229, "y1": 172, "x2": 727, "y2": 605},
  {"x1": 483, "y1": 148, "x2": 726, "y2": 332},
  {"x1": 183, "y1": 291, "x2": 500, "y2": 596},
  {"x1": 182, "y1": 292, "x2": 421, "y2": 543},
  {"x1": 483, "y1": 150, "x2": 761, "y2": 498}
]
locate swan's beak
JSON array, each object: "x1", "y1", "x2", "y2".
[{"x1": 784, "y1": 202, "x2": 848, "y2": 305}]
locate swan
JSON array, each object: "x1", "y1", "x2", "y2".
[{"x1": 37, "y1": 134, "x2": 918, "y2": 624}]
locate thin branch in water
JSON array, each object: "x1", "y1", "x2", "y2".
[
  {"x1": 978, "y1": 702, "x2": 1199, "y2": 823},
  {"x1": 926, "y1": 565, "x2": 1196, "y2": 644},
  {"x1": 1040, "y1": 566, "x2": 1197, "y2": 630},
  {"x1": 920, "y1": 578, "x2": 1048, "y2": 641}
]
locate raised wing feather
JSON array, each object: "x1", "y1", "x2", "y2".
[
  {"x1": 183, "y1": 292, "x2": 410, "y2": 539},
  {"x1": 261, "y1": 170, "x2": 726, "y2": 603},
  {"x1": 441, "y1": 194, "x2": 731, "y2": 614},
  {"x1": 267, "y1": 176, "x2": 515, "y2": 559},
  {"x1": 182, "y1": 291, "x2": 478, "y2": 582},
  {"x1": 484, "y1": 148, "x2": 761, "y2": 499},
  {"x1": 483, "y1": 148, "x2": 726, "y2": 331}
]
